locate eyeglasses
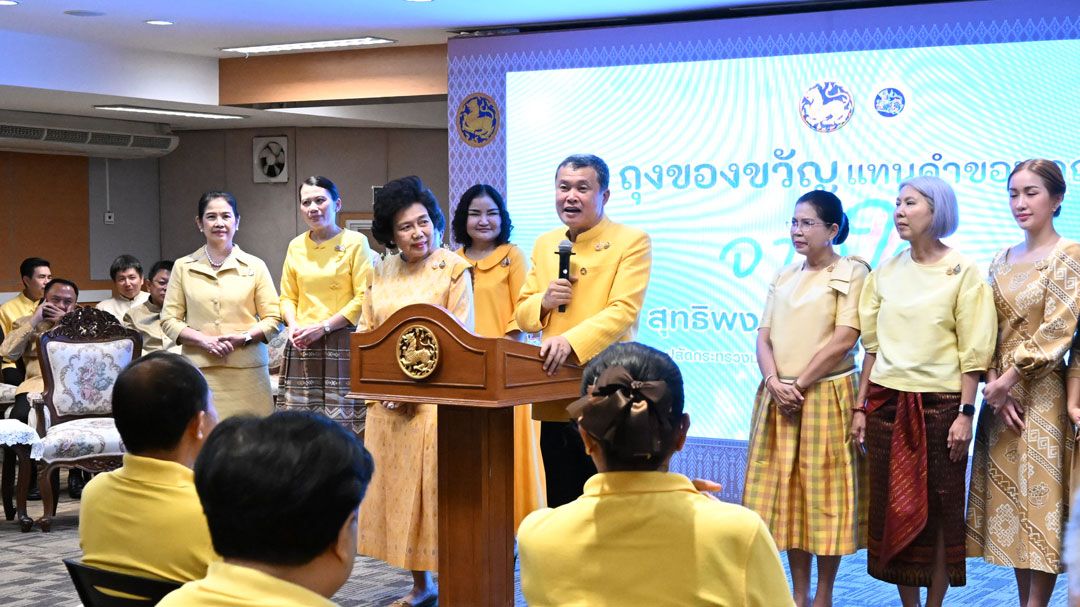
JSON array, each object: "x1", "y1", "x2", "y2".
[{"x1": 788, "y1": 218, "x2": 830, "y2": 231}]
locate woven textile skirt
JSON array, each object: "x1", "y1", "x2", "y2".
[
  {"x1": 275, "y1": 327, "x2": 364, "y2": 435},
  {"x1": 866, "y1": 386, "x2": 966, "y2": 587},
  {"x1": 202, "y1": 365, "x2": 273, "y2": 420},
  {"x1": 358, "y1": 401, "x2": 438, "y2": 571},
  {"x1": 743, "y1": 372, "x2": 867, "y2": 555}
]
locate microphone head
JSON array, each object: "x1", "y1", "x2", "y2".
[{"x1": 558, "y1": 240, "x2": 573, "y2": 253}]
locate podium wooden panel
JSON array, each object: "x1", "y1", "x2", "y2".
[{"x1": 348, "y1": 303, "x2": 582, "y2": 606}]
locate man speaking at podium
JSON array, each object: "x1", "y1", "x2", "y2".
[{"x1": 516, "y1": 154, "x2": 652, "y2": 507}]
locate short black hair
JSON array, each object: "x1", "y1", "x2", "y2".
[
  {"x1": 556, "y1": 154, "x2": 610, "y2": 192},
  {"x1": 371, "y1": 176, "x2": 445, "y2": 249},
  {"x1": 198, "y1": 191, "x2": 239, "y2": 218},
  {"x1": 19, "y1": 257, "x2": 50, "y2": 280},
  {"x1": 147, "y1": 260, "x2": 174, "y2": 281},
  {"x1": 301, "y1": 175, "x2": 340, "y2": 201},
  {"x1": 195, "y1": 412, "x2": 374, "y2": 566},
  {"x1": 451, "y1": 184, "x2": 513, "y2": 248},
  {"x1": 43, "y1": 278, "x2": 79, "y2": 300},
  {"x1": 579, "y1": 342, "x2": 685, "y2": 471},
  {"x1": 795, "y1": 190, "x2": 850, "y2": 245},
  {"x1": 112, "y1": 352, "x2": 209, "y2": 454},
  {"x1": 109, "y1": 254, "x2": 144, "y2": 281}
]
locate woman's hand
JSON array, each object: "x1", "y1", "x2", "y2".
[
  {"x1": 981, "y1": 377, "x2": 1012, "y2": 412},
  {"x1": 1068, "y1": 398, "x2": 1080, "y2": 428},
  {"x1": 766, "y1": 377, "x2": 804, "y2": 417},
  {"x1": 192, "y1": 332, "x2": 229, "y2": 358},
  {"x1": 995, "y1": 396, "x2": 1026, "y2": 435},
  {"x1": 850, "y1": 410, "x2": 866, "y2": 448},
  {"x1": 947, "y1": 414, "x2": 973, "y2": 462},
  {"x1": 290, "y1": 324, "x2": 325, "y2": 350}
]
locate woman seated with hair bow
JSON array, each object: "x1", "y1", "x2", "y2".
[{"x1": 517, "y1": 342, "x2": 794, "y2": 607}]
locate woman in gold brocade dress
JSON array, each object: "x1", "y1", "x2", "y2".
[
  {"x1": 356, "y1": 176, "x2": 473, "y2": 607},
  {"x1": 452, "y1": 184, "x2": 545, "y2": 530},
  {"x1": 967, "y1": 159, "x2": 1080, "y2": 607}
]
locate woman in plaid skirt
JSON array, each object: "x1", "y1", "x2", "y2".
[{"x1": 744, "y1": 190, "x2": 869, "y2": 607}]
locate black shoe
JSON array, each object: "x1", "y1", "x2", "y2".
[
  {"x1": 27, "y1": 486, "x2": 40, "y2": 501},
  {"x1": 67, "y1": 471, "x2": 85, "y2": 499}
]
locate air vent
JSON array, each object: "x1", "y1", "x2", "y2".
[
  {"x1": 130, "y1": 135, "x2": 173, "y2": 150},
  {"x1": 0, "y1": 124, "x2": 46, "y2": 140},
  {"x1": 44, "y1": 129, "x2": 90, "y2": 144},
  {"x1": 87, "y1": 132, "x2": 132, "y2": 147}
]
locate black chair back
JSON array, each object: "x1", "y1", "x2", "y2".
[{"x1": 63, "y1": 558, "x2": 181, "y2": 606}]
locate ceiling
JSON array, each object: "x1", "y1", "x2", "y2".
[{"x1": 0, "y1": 0, "x2": 897, "y2": 131}]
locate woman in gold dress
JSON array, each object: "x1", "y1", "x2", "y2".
[
  {"x1": 452, "y1": 183, "x2": 545, "y2": 530},
  {"x1": 356, "y1": 176, "x2": 473, "y2": 607},
  {"x1": 967, "y1": 159, "x2": 1080, "y2": 607}
]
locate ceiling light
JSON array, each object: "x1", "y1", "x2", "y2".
[
  {"x1": 64, "y1": 9, "x2": 105, "y2": 17},
  {"x1": 0, "y1": 1, "x2": 21, "y2": 7},
  {"x1": 221, "y1": 37, "x2": 394, "y2": 54},
  {"x1": 405, "y1": 0, "x2": 433, "y2": 3},
  {"x1": 94, "y1": 105, "x2": 246, "y2": 120},
  {"x1": 145, "y1": 19, "x2": 174, "y2": 26}
]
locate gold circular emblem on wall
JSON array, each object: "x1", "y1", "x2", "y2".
[
  {"x1": 456, "y1": 92, "x2": 500, "y2": 148},
  {"x1": 397, "y1": 325, "x2": 440, "y2": 379}
]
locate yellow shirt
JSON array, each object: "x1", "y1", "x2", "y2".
[
  {"x1": 516, "y1": 217, "x2": 652, "y2": 420},
  {"x1": 97, "y1": 292, "x2": 150, "y2": 323},
  {"x1": 760, "y1": 256, "x2": 868, "y2": 379},
  {"x1": 123, "y1": 300, "x2": 180, "y2": 355},
  {"x1": 359, "y1": 248, "x2": 474, "y2": 332},
  {"x1": 859, "y1": 248, "x2": 995, "y2": 393},
  {"x1": 518, "y1": 471, "x2": 794, "y2": 607},
  {"x1": 279, "y1": 229, "x2": 376, "y2": 326},
  {"x1": 0, "y1": 292, "x2": 37, "y2": 370},
  {"x1": 0, "y1": 316, "x2": 55, "y2": 395},
  {"x1": 161, "y1": 245, "x2": 282, "y2": 369},
  {"x1": 158, "y1": 561, "x2": 337, "y2": 607},
  {"x1": 455, "y1": 243, "x2": 526, "y2": 337},
  {"x1": 80, "y1": 453, "x2": 217, "y2": 583}
]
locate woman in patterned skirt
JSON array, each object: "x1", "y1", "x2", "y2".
[
  {"x1": 744, "y1": 190, "x2": 868, "y2": 607},
  {"x1": 356, "y1": 176, "x2": 473, "y2": 607},
  {"x1": 277, "y1": 176, "x2": 376, "y2": 435},
  {"x1": 452, "y1": 183, "x2": 545, "y2": 531},
  {"x1": 852, "y1": 176, "x2": 996, "y2": 607},
  {"x1": 967, "y1": 159, "x2": 1079, "y2": 607}
]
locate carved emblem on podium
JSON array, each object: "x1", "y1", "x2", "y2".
[{"x1": 397, "y1": 325, "x2": 440, "y2": 379}]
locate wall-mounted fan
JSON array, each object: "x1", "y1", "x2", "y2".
[{"x1": 252, "y1": 136, "x2": 289, "y2": 183}]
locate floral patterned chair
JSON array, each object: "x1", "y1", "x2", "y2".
[{"x1": 30, "y1": 307, "x2": 141, "y2": 531}]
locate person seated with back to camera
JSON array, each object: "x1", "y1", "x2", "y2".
[
  {"x1": 517, "y1": 342, "x2": 794, "y2": 607},
  {"x1": 80, "y1": 351, "x2": 219, "y2": 582},
  {"x1": 158, "y1": 411, "x2": 374, "y2": 607}
]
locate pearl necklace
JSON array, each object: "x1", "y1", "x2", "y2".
[{"x1": 205, "y1": 246, "x2": 232, "y2": 268}]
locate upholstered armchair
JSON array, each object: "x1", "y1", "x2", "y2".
[{"x1": 31, "y1": 307, "x2": 141, "y2": 531}]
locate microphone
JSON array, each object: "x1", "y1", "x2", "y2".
[{"x1": 556, "y1": 240, "x2": 574, "y2": 313}]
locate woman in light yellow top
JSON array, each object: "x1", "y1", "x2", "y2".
[
  {"x1": 356, "y1": 176, "x2": 473, "y2": 607},
  {"x1": 277, "y1": 176, "x2": 376, "y2": 435},
  {"x1": 745, "y1": 190, "x2": 868, "y2": 607},
  {"x1": 519, "y1": 342, "x2": 794, "y2": 607},
  {"x1": 852, "y1": 177, "x2": 995, "y2": 607},
  {"x1": 161, "y1": 191, "x2": 282, "y2": 420},
  {"x1": 968, "y1": 160, "x2": 1080, "y2": 607},
  {"x1": 451, "y1": 184, "x2": 545, "y2": 531}
]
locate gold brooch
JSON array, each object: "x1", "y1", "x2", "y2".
[
  {"x1": 433, "y1": 260, "x2": 446, "y2": 270},
  {"x1": 335, "y1": 244, "x2": 345, "y2": 252},
  {"x1": 580, "y1": 267, "x2": 588, "y2": 276},
  {"x1": 594, "y1": 241, "x2": 611, "y2": 251},
  {"x1": 945, "y1": 264, "x2": 962, "y2": 276},
  {"x1": 501, "y1": 257, "x2": 511, "y2": 267}
]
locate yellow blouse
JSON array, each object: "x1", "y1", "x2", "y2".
[
  {"x1": 859, "y1": 248, "x2": 996, "y2": 393},
  {"x1": 455, "y1": 243, "x2": 526, "y2": 337},
  {"x1": 279, "y1": 229, "x2": 375, "y2": 326},
  {"x1": 123, "y1": 301, "x2": 180, "y2": 355},
  {"x1": 359, "y1": 248, "x2": 474, "y2": 332},
  {"x1": 760, "y1": 256, "x2": 868, "y2": 379},
  {"x1": 161, "y1": 245, "x2": 282, "y2": 369},
  {"x1": 157, "y1": 561, "x2": 336, "y2": 607}
]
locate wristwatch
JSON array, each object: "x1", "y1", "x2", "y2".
[
  {"x1": 959, "y1": 403, "x2": 976, "y2": 417},
  {"x1": 242, "y1": 332, "x2": 253, "y2": 346},
  {"x1": 322, "y1": 321, "x2": 332, "y2": 334}
]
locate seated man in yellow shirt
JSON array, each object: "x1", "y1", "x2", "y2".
[
  {"x1": 516, "y1": 153, "x2": 652, "y2": 507},
  {"x1": 158, "y1": 411, "x2": 374, "y2": 607},
  {"x1": 0, "y1": 257, "x2": 51, "y2": 387},
  {"x1": 518, "y1": 343, "x2": 794, "y2": 607},
  {"x1": 123, "y1": 260, "x2": 180, "y2": 354},
  {"x1": 80, "y1": 351, "x2": 219, "y2": 582},
  {"x1": 96, "y1": 254, "x2": 149, "y2": 322}
]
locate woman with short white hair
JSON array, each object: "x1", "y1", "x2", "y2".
[{"x1": 852, "y1": 176, "x2": 996, "y2": 607}]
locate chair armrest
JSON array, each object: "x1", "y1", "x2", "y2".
[{"x1": 28, "y1": 393, "x2": 47, "y2": 437}]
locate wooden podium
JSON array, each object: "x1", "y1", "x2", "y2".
[{"x1": 348, "y1": 303, "x2": 583, "y2": 606}]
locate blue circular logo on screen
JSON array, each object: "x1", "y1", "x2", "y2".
[
  {"x1": 874, "y1": 88, "x2": 906, "y2": 117},
  {"x1": 800, "y1": 81, "x2": 854, "y2": 133}
]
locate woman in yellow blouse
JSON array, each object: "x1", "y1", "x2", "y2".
[
  {"x1": 451, "y1": 184, "x2": 544, "y2": 530},
  {"x1": 852, "y1": 177, "x2": 996, "y2": 607},
  {"x1": 968, "y1": 160, "x2": 1079, "y2": 607},
  {"x1": 519, "y1": 342, "x2": 794, "y2": 607},
  {"x1": 356, "y1": 176, "x2": 473, "y2": 607},
  {"x1": 277, "y1": 176, "x2": 376, "y2": 435},
  {"x1": 161, "y1": 191, "x2": 282, "y2": 420},
  {"x1": 745, "y1": 190, "x2": 867, "y2": 607}
]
